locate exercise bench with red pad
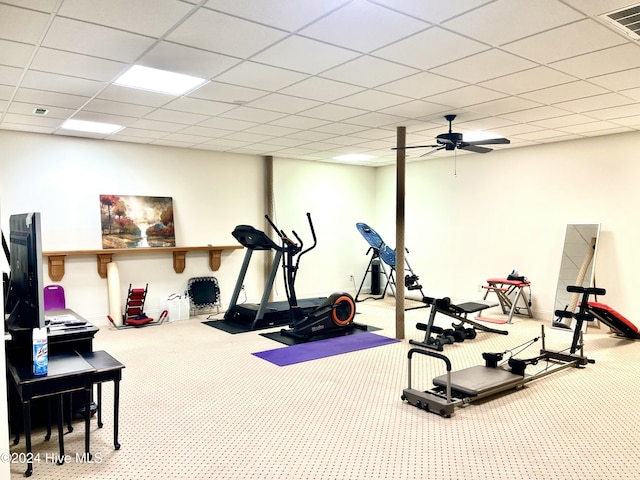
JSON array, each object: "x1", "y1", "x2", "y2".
[
  {"x1": 584, "y1": 302, "x2": 640, "y2": 339},
  {"x1": 477, "y1": 277, "x2": 533, "y2": 324}
]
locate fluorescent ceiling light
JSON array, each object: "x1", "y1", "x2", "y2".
[
  {"x1": 333, "y1": 154, "x2": 376, "y2": 162},
  {"x1": 114, "y1": 65, "x2": 207, "y2": 95},
  {"x1": 61, "y1": 119, "x2": 124, "y2": 134}
]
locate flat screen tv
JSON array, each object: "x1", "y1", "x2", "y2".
[{"x1": 4, "y1": 212, "x2": 45, "y2": 332}]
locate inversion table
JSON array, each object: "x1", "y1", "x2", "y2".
[{"x1": 477, "y1": 277, "x2": 533, "y2": 324}]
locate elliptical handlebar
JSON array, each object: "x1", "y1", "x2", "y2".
[{"x1": 264, "y1": 212, "x2": 317, "y2": 258}]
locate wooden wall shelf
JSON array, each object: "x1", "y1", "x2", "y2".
[{"x1": 42, "y1": 245, "x2": 243, "y2": 281}]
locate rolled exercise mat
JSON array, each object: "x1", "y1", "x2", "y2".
[{"x1": 107, "y1": 262, "x2": 122, "y2": 326}]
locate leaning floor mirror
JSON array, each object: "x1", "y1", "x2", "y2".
[{"x1": 552, "y1": 223, "x2": 601, "y2": 331}]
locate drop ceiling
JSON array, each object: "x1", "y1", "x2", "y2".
[{"x1": 1, "y1": 0, "x2": 640, "y2": 166}]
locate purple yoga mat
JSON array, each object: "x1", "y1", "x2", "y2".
[{"x1": 253, "y1": 332, "x2": 399, "y2": 366}]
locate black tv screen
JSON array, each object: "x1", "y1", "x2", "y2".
[{"x1": 5, "y1": 212, "x2": 45, "y2": 331}]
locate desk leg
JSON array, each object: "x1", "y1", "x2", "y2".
[
  {"x1": 114, "y1": 379, "x2": 121, "y2": 450},
  {"x1": 22, "y1": 401, "x2": 32, "y2": 477},
  {"x1": 56, "y1": 395, "x2": 65, "y2": 464},
  {"x1": 84, "y1": 387, "x2": 92, "y2": 460},
  {"x1": 97, "y1": 383, "x2": 103, "y2": 428}
]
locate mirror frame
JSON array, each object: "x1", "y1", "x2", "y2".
[{"x1": 552, "y1": 223, "x2": 601, "y2": 331}]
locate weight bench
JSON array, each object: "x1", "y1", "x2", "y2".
[
  {"x1": 584, "y1": 302, "x2": 640, "y2": 339},
  {"x1": 410, "y1": 296, "x2": 507, "y2": 351},
  {"x1": 477, "y1": 278, "x2": 533, "y2": 324}
]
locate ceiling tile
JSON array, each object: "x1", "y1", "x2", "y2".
[
  {"x1": 97, "y1": 85, "x2": 175, "y2": 108},
  {"x1": 553, "y1": 92, "x2": 635, "y2": 113},
  {"x1": 166, "y1": 9, "x2": 286, "y2": 59},
  {"x1": 550, "y1": 44, "x2": 640, "y2": 79},
  {"x1": 205, "y1": 0, "x2": 351, "y2": 32},
  {"x1": 144, "y1": 108, "x2": 210, "y2": 125},
  {"x1": 247, "y1": 93, "x2": 321, "y2": 114},
  {"x1": 188, "y1": 82, "x2": 267, "y2": 104},
  {"x1": 501, "y1": 105, "x2": 574, "y2": 122},
  {"x1": 479, "y1": 67, "x2": 575, "y2": 95},
  {"x1": 430, "y1": 49, "x2": 536, "y2": 84},
  {"x1": 213, "y1": 62, "x2": 308, "y2": 91},
  {"x1": 139, "y1": 42, "x2": 241, "y2": 79},
  {"x1": 30, "y1": 48, "x2": 127, "y2": 82},
  {"x1": 82, "y1": 99, "x2": 156, "y2": 117},
  {"x1": 376, "y1": 72, "x2": 466, "y2": 99},
  {"x1": 561, "y1": 0, "x2": 637, "y2": 16},
  {"x1": 42, "y1": 17, "x2": 156, "y2": 63},
  {"x1": 0, "y1": 4, "x2": 50, "y2": 44},
  {"x1": 588, "y1": 67, "x2": 640, "y2": 91},
  {"x1": 251, "y1": 36, "x2": 360, "y2": 74},
  {"x1": 298, "y1": 103, "x2": 367, "y2": 122},
  {"x1": 343, "y1": 111, "x2": 406, "y2": 128},
  {"x1": 521, "y1": 81, "x2": 608, "y2": 104},
  {"x1": 0, "y1": 65, "x2": 25, "y2": 86},
  {"x1": 380, "y1": 100, "x2": 450, "y2": 119},
  {"x1": 467, "y1": 96, "x2": 543, "y2": 116},
  {"x1": 219, "y1": 106, "x2": 287, "y2": 123},
  {"x1": 162, "y1": 97, "x2": 236, "y2": 116},
  {"x1": 424, "y1": 85, "x2": 508, "y2": 109},
  {"x1": 503, "y1": 19, "x2": 626, "y2": 64},
  {"x1": 4, "y1": 112, "x2": 61, "y2": 127},
  {"x1": 12, "y1": 88, "x2": 90, "y2": 109},
  {"x1": 320, "y1": 56, "x2": 419, "y2": 88},
  {"x1": 334, "y1": 89, "x2": 412, "y2": 111},
  {"x1": 279, "y1": 77, "x2": 364, "y2": 102},
  {"x1": 0, "y1": 39, "x2": 36, "y2": 69},
  {"x1": 585, "y1": 103, "x2": 640, "y2": 121},
  {"x1": 198, "y1": 116, "x2": 258, "y2": 131},
  {"x1": 299, "y1": 1, "x2": 428, "y2": 53},
  {"x1": 370, "y1": 0, "x2": 493, "y2": 24},
  {"x1": 373, "y1": 27, "x2": 488, "y2": 70},
  {"x1": 442, "y1": 0, "x2": 584, "y2": 46},
  {"x1": 21, "y1": 71, "x2": 106, "y2": 97},
  {"x1": 128, "y1": 118, "x2": 186, "y2": 132},
  {"x1": 268, "y1": 115, "x2": 330, "y2": 130},
  {"x1": 7, "y1": 101, "x2": 75, "y2": 119},
  {"x1": 58, "y1": 0, "x2": 195, "y2": 37}
]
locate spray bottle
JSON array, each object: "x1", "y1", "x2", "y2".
[{"x1": 32, "y1": 327, "x2": 48, "y2": 376}]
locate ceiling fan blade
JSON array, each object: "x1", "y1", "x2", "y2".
[
  {"x1": 459, "y1": 144, "x2": 492, "y2": 154},
  {"x1": 465, "y1": 137, "x2": 510, "y2": 146},
  {"x1": 420, "y1": 146, "x2": 445, "y2": 157},
  {"x1": 391, "y1": 144, "x2": 440, "y2": 151}
]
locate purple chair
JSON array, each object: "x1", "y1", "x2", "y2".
[{"x1": 43, "y1": 285, "x2": 66, "y2": 311}]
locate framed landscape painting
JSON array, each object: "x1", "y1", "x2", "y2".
[{"x1": 100, "y1": 195, "x2": 175, "y2": 249}]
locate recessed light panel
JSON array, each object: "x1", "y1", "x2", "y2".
[
  {"x1": 114, "y1": 65, "x2": 207, "y2": 95},
  {"x1": 61, "y1": 119, "x2": 124, "y2": 134}
]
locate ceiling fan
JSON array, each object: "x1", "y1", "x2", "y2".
[{"x1": 394, "y1": 114, "x2": 510, "y2": 157}]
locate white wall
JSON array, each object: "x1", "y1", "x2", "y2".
[
  {"x1": 272, "y1": 157, "x2": 377, "y2": 298},
  {"x1": 0, "y1": 131, "x2": 377, "y2": 323},
  {"x1": 375, "y1": 130, "x2": 640, "y2": 319}
]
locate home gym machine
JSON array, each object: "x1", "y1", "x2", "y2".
[
  {"x1": 409, "y1": 296, "x2": 506, "y2": 351},
  {"x1": 224, "y1": 222, "x2": 325, "y2": 330},
  {"x1": 354, "y1": 222, "x2": 425, "y2": 305},
  {"x1": 266, "y1": 213, "x2": 361, "y2": 341},
  {"x1": 402, "y1": 285, "x2": 601, "y2": 417}
]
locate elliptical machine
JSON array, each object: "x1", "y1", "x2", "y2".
[{"x1": 266, "y1": 213, "x2": 361, "y2": 341}]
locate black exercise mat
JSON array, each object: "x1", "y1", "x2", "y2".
[
  {"x1": 201, "y1": 319, "x2": 282, "y2": 334},
  {"x1": 260, "y1": 323, "x2": 379, "y2": 346}
]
